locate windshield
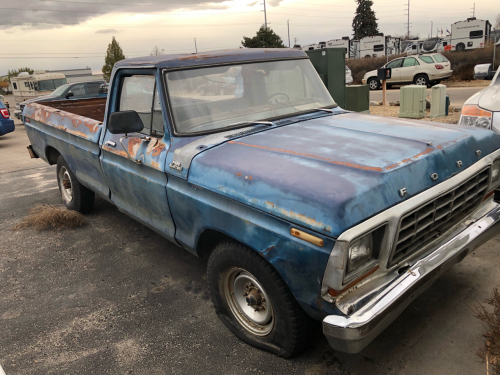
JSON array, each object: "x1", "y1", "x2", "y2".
[
  {"x1": 166, "y1": 59, "x2": 335, "y2": 135},
  {"x1": 50, "y1": 84, "x2": 70, "y2": 97}
]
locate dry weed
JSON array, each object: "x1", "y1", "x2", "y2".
[
  {"x1": 474, "y1": 287, "x2": 500, "y2": 375},
  {"x1": 12, "y1": 204, "x2": 86, "y2": 231}
]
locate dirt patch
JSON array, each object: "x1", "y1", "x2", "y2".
[
  {"x1": 475, "y1": 287, "x2": 500, "y2": 375},
  {"x1": 369, "y1": 105, "x2": 461, "y2": 124},
  {"x1": 12, "y1": 204, "x2": 86, "y2": 231}
]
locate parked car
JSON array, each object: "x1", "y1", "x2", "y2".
[
  {"x1": 0, "y1": 95, "x2": 10, "y2": 114},
  {"x1": 23, "y1": 49, "x2": 500, "y2": 357},
  {"x1": 362, "y1": 53, "x2": 453, "y2": 90},
  {"x1": 460, "y1": 68, "x2": 500, "y2": 136},
  {"x1": 345, "y1": 65, "x2": 353, "y2": 85},
  {"x1": 14, "y1": 80, "x2": 106, "y2": 119},
  {"x1": 0, "y1": 99, "x2": 15, "y2": 136}
]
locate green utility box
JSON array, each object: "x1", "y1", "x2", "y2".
[
  {"x1": 399, "y1": 85, "x2": 426, "y2": 119},
  {"x1": 306, "y1": 48, "x2": 346, "y2": 108},
  {"x1": 345, "y1": 85, "x2": 370, "y2": 113},
  {"x1": 430, "y1": 84, "x2": 446, "y2": 118}
]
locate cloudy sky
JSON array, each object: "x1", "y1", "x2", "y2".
[{"x1": 1, "y1": 0, "x2": 499, "y2": 75}]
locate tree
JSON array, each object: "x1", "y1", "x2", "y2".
[
  {"x1": 7, "y1": 67, "x2": 34, "y2": 80},
  {"x1": 242, "y1": 26, "x2": 286, "y2": 48},
  {"x1": 102, "y1": 36, "x2": 126, "y2": 82},
  {"x1": 151, "y1": 45, "x2": 164, "y2": 56},
  {"x1": 495, "y1": 14, "x2": 500, "y2": 29},
  {"x1": 352, "y1": 0, "x2": 379, "y2": 40}
]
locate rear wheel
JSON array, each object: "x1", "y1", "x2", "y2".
[
  {"x1": 414, "y1": 74, "x2": 429, "y2": 87},
  {"x1": 368, "y1": 77, "x2": 380, "y2": 90},
  {"x1": 56, "y1": 155, "x2": 94, "y2": 213},
  {"x1": 207, "y1": 241, "x2": 315, "y2": 358}
]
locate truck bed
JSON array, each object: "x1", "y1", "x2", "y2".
[{"x1": 41, "y1": 97, "x2": 107, "y2": 122}]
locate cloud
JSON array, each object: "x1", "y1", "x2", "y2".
[
  {"x1": 95, "y1": 28, "x2": 119, "y2": 34},
  {"x1": 0, "y1": 0, "x2": 230, "y2": 30},
  {"x1": 267, "y1": 0, "x2": 283, "y2": 6},
  {"x1": 247, "y1": 1, "x2": 258, "y2": 6}
]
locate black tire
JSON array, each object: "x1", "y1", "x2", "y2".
[
  {"x1": 414, "y1": 74, "x2": 429, "y2": 87},
  {"x1": 367, "y1": 77, "x2": 380, "y2": 90},
  {"x1": 207, "y1": 241, "x2": 315, "y2": 358},
  {"x1": 56, "y1": 155, "x2": 94, "y2": 213},
  {"x1": 456, "y1": 43, "x2": 465, "y2": 52}
]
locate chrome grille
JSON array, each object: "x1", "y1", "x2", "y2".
[{"x1": 388, "y1": 168, "x2": 490, "y2": 267}]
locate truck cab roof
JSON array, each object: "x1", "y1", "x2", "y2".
[{"x1": 115, "y1": 48, "x2": 307, "y2": 69}]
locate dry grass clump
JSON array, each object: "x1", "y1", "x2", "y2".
[
  {"x1": 12, "y1": 204, "x2": 86, "y2": 231},
  {"x1": 444, "y1": 46, "x2": 500, "y2": 82},
  {"x1": 474, "y1": 287, "x2": 500, "y2": 375},
  {"x1": 346, "y1": 54, "x2": 407, "y2": 84}
]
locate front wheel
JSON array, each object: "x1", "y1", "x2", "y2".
[
  {"x1": 56, "y1": 155, "x2": 95, "y2": 213},
  {"x1": 207, "y1": 241, "x2": 314, "y2": 358},
  {"x1": 414, "y1": 74, "x2": 429, "y2": 87},
  {"x1": 367, "y1": 77, "x2": 380, "y2": 90}
]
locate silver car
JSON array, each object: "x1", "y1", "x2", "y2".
[{"x1": 460, "y1": 69, "x2": 500, "y2": 135}]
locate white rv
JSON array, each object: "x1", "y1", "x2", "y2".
[
  {"x1": 326, "y1": 38, "x2": 350, "y2": 50},
  {"x1": 11, "y1": 70, "x2": 67, "y2": 102},
  {"x1": 359, "y1": 35, "x2": 386, "y2": 58},
  {"x1": 450, "y1": 18, "x2": 491, "y2": 51},
  {"x1": 385, "y1": 37, "x2": 401, "y2": 56},
  {"x1": 301, "y1": 44, "x2": 317, "y2": 51},
  {"x1": 402, "y1": 39, "x2": 425, "y2": 55}
]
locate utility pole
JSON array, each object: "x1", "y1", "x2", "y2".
[
  {"x1": 294, "y1": 37, "x2": 298, "y2": 47},
  {"x1": 262, "y1": 0, "x2": 267, "y2": 29},
  {"x1": 194, "y1": 38, "x2": 197, "y2": 53},
  {"x1": 471, "y1": 2, "x2": 475, "y2": 17},
  {"x1": 405, "y1": 0, "x2": 410, "y2": 39},
  {"x1": 431, "y1": 21, "x2": 433, "y2": 37},
  {"x1": 287, "y1": 20, "x2": 290, "y2": 47}
]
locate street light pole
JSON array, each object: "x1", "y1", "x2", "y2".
[
  {"x1": 263, "y1": 0, "x2": 267, "y2": 29},
  {"x1": 194, "y1": 38, "x2": 197, "y2": 53},
  {"x1": 287, "y1": 20, "x2": 290, "y2": 47}
]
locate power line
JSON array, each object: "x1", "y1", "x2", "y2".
[{"x1": 0, "y1": 7, "x2": 259, "y2": 15}]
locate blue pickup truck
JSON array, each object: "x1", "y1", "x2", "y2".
[{"x1": 23, "y1": 49, "x2": 500, "y2": 357}]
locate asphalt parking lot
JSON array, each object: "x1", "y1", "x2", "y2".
[{"x1": 1, "y1": 122, "x2": 500, "y2": 375}]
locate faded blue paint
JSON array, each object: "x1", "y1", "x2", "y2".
[
  {"x1": 188, "y1": 113, "x2": 500, "y2": 237},
  {"x1": 22, "y1": 49, "x2": 500, "y2": 323}
]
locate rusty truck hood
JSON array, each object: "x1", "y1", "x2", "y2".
[{"x1": 188, "y1": 112, "x2": 500, "y2": 237}]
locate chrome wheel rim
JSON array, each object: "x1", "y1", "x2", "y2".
[
  {"x1": 369, "y1": 80, "x2": 378, "y2": 89},
  {"x1": 58, "y1": 166, "x2": 73, "y2": 203},
  {"x1": 415, "y1": 77, "x2": 426, "y2": 85},
  {"x1": 222, "y1": 267, "x2": 274, "y2": 336}
]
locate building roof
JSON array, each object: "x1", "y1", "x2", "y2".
[{"x1": 114, "y1": 48, "x2": 307, "y2": 69}]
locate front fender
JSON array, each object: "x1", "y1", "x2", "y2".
[{"x1": 166, "y1": 175, "x2": 341, "y2": 320}]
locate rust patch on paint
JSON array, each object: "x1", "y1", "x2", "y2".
[
  {"x1": 264, "y1": 201, "x2": 275, "y2": 208},
  {"x1": 401, "y1": 147, "x2": 433, "y2": 164},
  {"x1": 228, "y1": 141, "x2": 383, "y2": 172},
  {"x1": 127, "y1": 137, "x2": 142, "y2": 158},
  {"x1": 151, "y1": 142, "x2": 165, "y2": 157},
  {"x1": 103, "y1": 145, "x2": 127, "y2": 158},
  {"x1": 263, "y1": 201, "x2": 332, "y2": 233},
  {"x1": 235, "y1": 172, "x2": 242, "y2": 177},
  {"x1": 262, "y1": 245, "x2": 275, "y2": 256},
  {"x1": 248, "y1": 176, "x2": 253, "y2": 180}
]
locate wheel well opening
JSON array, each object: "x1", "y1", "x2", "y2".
[
  {"x1": 196, "y1": 229, "x2": 234, "y2": 259},
  {"x1": 46, "y1": 146, "x2": 61, "y2": 165}
]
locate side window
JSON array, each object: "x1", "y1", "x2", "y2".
[
  {"x1": 442, "y1": 42, "x2": 448, "y2": 46},
  {"x1": 87, "y1": 82, "x2": 101, "y2": 96},
  {"x1": 13, "y1": 83, "x2": 17, "y2": 90},
  {"x1": 419, "y1": 56, "x2": 434, "y2": 63},
  {"x1": 387, "y1": 59, "x2": 403, "y2": 69},
  {"x1": 470, "y1": 30, "x2": 483, "y2": 39},
  {"x1": 373, "y1": 44, "x2": 384, "y2": 52},
  {"x1": 119, "y1": 75, "x2": 163, "y2": 136},
  {"x1": 403, "y1": 57, "x2": 419, "y2": 67},
  {"x1": 412, "y1": 45, "x2": 417, "y2": 50},
  {"x1": 68, "y1": 83, "x2": 87, "y2": 97},
  {"x1": 24, "y1": 82, "x2": 29, "y2": 87}
]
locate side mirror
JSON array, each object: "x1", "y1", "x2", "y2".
[
  {"x1": 108, "y1": 110, "x2": 144, "y2": 135},
  {"x1": 66, "y1": 92, "x2": 74, "y2": 99}
]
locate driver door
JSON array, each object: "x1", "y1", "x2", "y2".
[{"x1": 100, "y1": 70, "x2": 176, "y2": 241}]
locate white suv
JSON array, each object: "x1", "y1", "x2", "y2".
[{"x1": 362, "y1": 53, "x2": 453, "y2": 90}]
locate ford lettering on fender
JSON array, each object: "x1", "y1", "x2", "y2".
[{"x1": 23, "y1": 49, "x2": 500, "y2": 357}]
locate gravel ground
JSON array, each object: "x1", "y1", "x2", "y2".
[{"x1": 369, "y1": 106, "x2": 462, "y2": 124}]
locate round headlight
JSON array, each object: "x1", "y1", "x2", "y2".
[{"x1": 475, "y1": 116, "x2": 491, "y2": 128}]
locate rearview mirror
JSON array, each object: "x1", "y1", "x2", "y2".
[
  {"x1": 108, "y1": 111, "x2": 144, "y2": 134},
  {"x1": 65, "y1": 92, "x2": 74, "y2": 99}
]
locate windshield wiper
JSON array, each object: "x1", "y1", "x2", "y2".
[
  {"x1": 315, "y1": 106, "x2": 339, "y2": 113},
  {"x1": 226, "y1": 120, "x2": 274, "y2": 128}
]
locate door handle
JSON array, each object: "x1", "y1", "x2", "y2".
[{"x1": 105, "y1": 141, "x2": 116, "y2": 148}]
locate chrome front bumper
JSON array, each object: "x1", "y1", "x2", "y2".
[{"x1": 323, "y1": 201, "x2": 500, "y2": 353}]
